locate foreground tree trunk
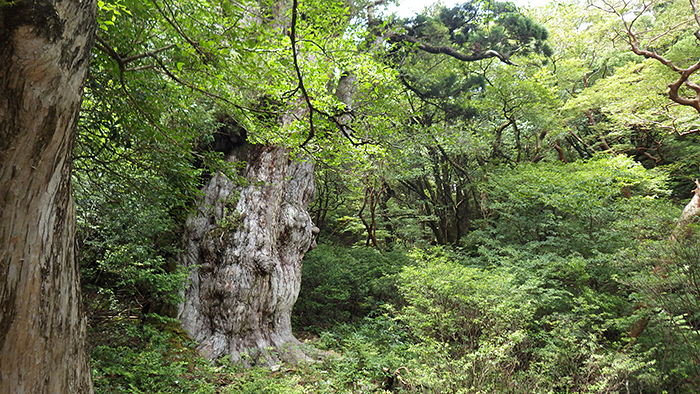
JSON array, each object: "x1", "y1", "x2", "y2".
[
  {"x1": 179, "y1": 143, "x2": 318, "y2": 365},
  {"x1": 0, "y1": 1, "x2": 96, "y2": 393}
]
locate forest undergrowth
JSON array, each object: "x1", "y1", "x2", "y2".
[
  {"x1": 85, "y1": 156, "x2": 700, "y2": 393},
  {"x1": 75, "y1": 0, "x2": 700, "y2": 392}
]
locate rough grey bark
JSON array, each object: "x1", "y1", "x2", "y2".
[
  {"x1": 0, "y1": 1, "x2": 96, "y2": 393},
  {"x1": 178, "y1": 143, "x2": 318, "y2": 365}
]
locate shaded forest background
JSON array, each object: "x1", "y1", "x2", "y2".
[{"x1": 69, "y1": 0, "x2": 700, "y2": 392}]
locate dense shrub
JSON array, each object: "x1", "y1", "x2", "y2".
[
  {"x1": 390, "y1": 247, "x2": 657, "y2": 393},
  {"x1": 485, "y1": 155, "x2": 669, "y2": 256},
  {"x1": 76, "y1": 170, "x2": 191, "y2": 321},
  {"x1": 398, "y1": 247, "x2": 533, "y2": 350},
  {"x1": 395, "y1": 247, "x2": 536, "y2": 392},
  {"x1": 294, "y1": 244, "x2": 410, "y2": 328},
  {"x1": 90, "y1": 317, "x2": 216, "y2": 394},
  {"x1": 620, "y1": 225, "x2": 700, "y2": 392}
]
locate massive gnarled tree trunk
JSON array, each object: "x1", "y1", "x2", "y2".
[
  {"x1": 178, "y1": 142, "x2": 318, "y2": 365},
  {"x1": 0, "y1": 1, "x2": 96, "y2": 393}
]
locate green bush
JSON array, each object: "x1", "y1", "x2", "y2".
[
  {"x1": 90, "y1": 317, "x2": 219, "y2": 394},
  {"x1": 294, "y1": 244, "x2": 410, "y2": 328},
  {"x1": 620, "y1": 227, "x2": 700, "y2": 392},
  {"x1": 394, "y1": 247, "x2": 535, "y2": 392},
  {"x1": 314, "y1": 314, "x2": 412, "y2": 392},
  {"x1": 389, "y1": 247, "x2": 659, "y2": 393},
  {"x1": 76, "y1": 172, "x2": 190, "y2": 320},
  {"x1": 398, "y1": 247, "x2": 533, "y2": 350},
  {"x1": 485, "y1": 155, "x2": 669, "y2": 256}
]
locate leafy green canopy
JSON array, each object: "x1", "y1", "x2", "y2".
[
  {"x1": 294, "y1": 244, "x2": 410, "y2": 328},
  {"x1": 89, "y1": 0, "x2": 406, "y2": 170},
  {"x1": 384, "y1": 1, "x2": 553, "y2": 127},
  {"x1": 400, "y1": 1, "x2": 552, "y2": 58},
  {"x1": 543, "y1": 0, "x2": 700, "y2": 192},
  {"x1": 483, "y1": 155, "x2": 669, "y2": 255}
]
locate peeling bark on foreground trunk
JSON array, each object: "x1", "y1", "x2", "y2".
[
  {"x1": 0, "y1": 1, "x2": 96, "y2": 393},
  {"x1": 179, "y1": 143, "x2": 318, "y2": 366}
]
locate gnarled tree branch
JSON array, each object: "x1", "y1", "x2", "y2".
[
  {"x1": 596, "y1": 0, "x2": 700, "y2": 113},
  {"x1": 389, "y1": 33, "x2": 518, "y2": 65}
]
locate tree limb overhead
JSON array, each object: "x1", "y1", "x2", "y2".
[{"x1": 390, "y1": 33, "x2": 518, "y2": 65}]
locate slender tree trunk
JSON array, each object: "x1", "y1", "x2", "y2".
[
  {"x1": 0, "y1": 1, "x2": 96, "y2": 393},
  {"x1": 178, "y1": 143, "x2": 319, "y2": 366}
]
